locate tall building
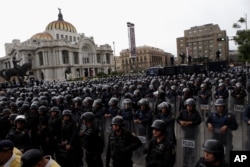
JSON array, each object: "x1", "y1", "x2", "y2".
[
  {"x1": 0, "y1": 9, "x2": 114, "y2": 81},
  {"x1": 176, "y1": 24, "x2": 229, "y2": 64},
  {"x1": 118, "y1": 45, "x2": 171, "y2": 74}
]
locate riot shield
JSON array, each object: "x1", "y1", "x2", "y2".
[
  {"x1": 199, "y1": 103, "x2": 210, "y2": 121},
  {"x1": 243, "y1": 122, "x2": 250, "y2": 151},
  {"x1": 104, "y1": 117, "x2": 112, "y2": 149},
  {"x1": 208, "y1": 128, "x2": 233, "y2": 163},
  {"x1": 175, "y1": 124, "x2": 200, "y2": 167},
  {"x1": 134, "y1": 123, "x2": 150, "y2": 157}
]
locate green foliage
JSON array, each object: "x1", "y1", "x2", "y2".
[{"x1": 234, "y1": 30, "x2": 250, "y2": 62}]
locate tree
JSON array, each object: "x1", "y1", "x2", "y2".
[
  {"x1": 234, "y1": 30, "x2": 250, "y2": 62},
  {"x1": 232, "y1": 15, "x2": 249, "y2": 62}
]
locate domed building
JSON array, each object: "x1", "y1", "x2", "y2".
[{"x1": 0, "y1": 9, "x2": 114, "y2": 81}]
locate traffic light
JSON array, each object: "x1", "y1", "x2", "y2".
[{"x1": 217, "y1": 37, "x2": 225, "y2": 41}]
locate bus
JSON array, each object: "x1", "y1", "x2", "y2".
[{"x1": 146, "y1": 67, "x2": 164, "y2": 76}]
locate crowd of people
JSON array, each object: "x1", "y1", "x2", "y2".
[{"x1": 0, "y1": 68, "x2": 250, "y2": 167}]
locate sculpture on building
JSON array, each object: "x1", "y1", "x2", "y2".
[
  {"x1": 12, "y1": 56, "x2": 22, "y2": 69},
  {"x1": 0, "y1": 62, "x2": 32, "y2": 86}
]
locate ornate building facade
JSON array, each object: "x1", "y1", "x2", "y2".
[
  {"x1": 176, "y1": 24, "x2": 229, "y2": 64},
  {"x1": 118, "y1": 45, "x2": 171, "y2": 74},
  {"x1": 0, "y1": 9, "x2": 114, "y2": 81}
]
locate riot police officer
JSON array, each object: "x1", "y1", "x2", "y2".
[
  {"x1": 145, "y1": 120, "x2": 176, "y2": 167},
  {"x1": 57, "y1": 110, "x2": 79, "y2": 167},
  {"x1": 176, "y1": 98, "x2": 201, "y2": 167},
  {"x1": 106, "y1": 116, "x2": 142, "y2": 167},
  {"x1": 120, "y1": 98, "x2": 135, "y2": 131},
  {"x1": 46, "y1": 106, "x2": 62, "y2": 158},
  {"x1": 206, "y1": 98, "x2": 238, "y2": 162},
  {"x1": 195, "y1": 139, "x2": 228, "y2": 167},
  {"x1": 6, "y1": 115, "x2": 31, "y2": 153},
  {"x1": 80, "y1": 112, "x2": 104, "y2": 167},
  {"x1": 21, "y1": 148, "x2": 60, "y2": 167},
  {"x1": 156, "y1": 101, "x2": 176, "y2": 145}
]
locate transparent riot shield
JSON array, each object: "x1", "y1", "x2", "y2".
[
  {"x1": 95, "y1": 116, "x2": 105, "y2": 145},
  {"x1": 208, "y1": 128, "x2": 233, "y2": 163},
  {"x1": 199, "y1": 104, "x2": 210, "y2": 121},
  {"x1": 124, "y1": 119, "x2": 134, "y2": 132},
  {"x1": 104, "y1": 117, "x2": 112, "y2": 148},
  {"x1": 134, "y1": 123, "x2": 150, "y2": 157},
  {"x1": 167, "y1": 96, "x2": 177, "y2": 118},
  {"x1": 233, "y1": 104, "x2": 244, "y2": 122},
  {"x1": 243, "y1": 122, "x2": 250, "y2": 151},
  {"x1": 175, "y1": 124, "x2": 200, "y2": 167}
]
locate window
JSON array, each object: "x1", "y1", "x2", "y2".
[
  {"x1": 74, "y1": 52, "x2": 79, "y2": 64},
  {"x1": 61, "y1": 34, "x2": 64, "y2": 39},
  {"x1": 39, "y1": 52, "x2": 44, "y2": 66},
  {"x1": 74, "y1": 37, "x2": 76, "y2": 42},
  {"x1": 106, "y1": 53, "x2": 110, "y2": 64},
  {"x1": 56, "y1": 34, "x2": 59, "y2": 39},
  {"x1": 69, "y1": 36, "x2": 72, "y2": 42},
  {"x1": 62, "y1": 50, "x2": 69, "y2": 64},
  {"x1": 97, "y1": 54, "x2": 101, "y2": 63}
]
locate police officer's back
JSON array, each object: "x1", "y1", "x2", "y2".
[
  {"x1": 106, "y1": 116, "x2": 142, "y2": 167},
  {"x1": 80, "y1": 112, "x2": 104, "y2": 167}
]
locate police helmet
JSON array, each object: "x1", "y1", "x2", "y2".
[
  {"x1": 30, "y1": 104, "x2": 38, "y2": 110},
  {"x1": 81, "y1": 112, "x2": 95, "y2": 121},
  {"x1": 108, "y1": 97, "x2": 119, "y2": 106},
  {"x1": 21, "y1": 149, "x2": 43, "y2": 167},
  {"x1": 8, "y1": 113, "x2": 18, "y2": 121},
  {"x1": 151, "y1": 120, "x2": 166, "y2": 131},
  {"x1": 137, "y1": 98, "x2": 149, "y2": 106},
  {"x1": 182, "y1": 87, "x2": 190, "y2": 93},
  {"x1": 92, "y1": 99, "x2": 103, "y2": 108},
  {"x1": 184, "y1": 98, "x2": 196, "y2": 107},
  {"x1": 214, "y1": 99, "x2": 226, "y2": 106},
  {"x1": 218, "y1": 83, "x2": 225, "y2": 87},
  {"x1": 157, "y1": 102, "x2": 171, "y2": 111},
  {"x1": 9, "y1": 102, "x2": 17, "y2": 108},
  {"x1": 200, "y1": 83, "x2": 206, "y2": 88},
  {"x1": 124, "y1": 92, "x2": 133, "y2": 99},
  {"x1": 123, "y1": 98, "x2": 132, "y2": 105},
  {"x1": 111, "y1": 116, "x2": 124, "y2": 126},
  {"x1": 235, "y1": 82, "x2": 242, "y2": 88},
  {"x1": 14, "y1": 115, "x2": 26, "y2": 125},
  {"x1": 202, "y1": 139, "x2": 224, "y2": 160},
  {"x1": 50, "y1": 106, "x2": 60, "y2": 113},
  {"x1": 83, "y1": 97, "x2": 93, "y2": 107},
  {"x1": 1, "y1": 108, "x2": 11, "y2": 116},
  {"x1": 62, "y1": 110, "x2": 72, "y2": 116},
  {"x1": 38, "y1": 106, "x2": 47, "y2": 113},
  {"x1": 73, "y1": 96, "x2": 82, "y2": 103}
]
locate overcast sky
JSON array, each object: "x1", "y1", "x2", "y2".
[{"x1": 0, "y1": 0, "x2": 249, "y2": 58}]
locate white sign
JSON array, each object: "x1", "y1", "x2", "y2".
[{"x1": 182, "y1": 139, "x2": 195, "y2": 148}]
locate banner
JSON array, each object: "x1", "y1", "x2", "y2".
[{"x1": 127, "y1": 22, "x2": 136, "y2": 58}]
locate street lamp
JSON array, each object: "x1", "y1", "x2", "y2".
[{"x1": 233, "y1": 14, "x2": 248, "y2": 30}]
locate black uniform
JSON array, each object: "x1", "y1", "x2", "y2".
[
  {"x1": 106, "y1": 128, "x2": 142, "y2": 167},
  {"x1": 146, "y1": 136, "x2": 175, "y2": 167},
  {"x1": 82, "y1": 124, "x2": 104, "y2": 167},
  {"x1": 195, "y1": 157, "x2": 228, "y2": 167}
]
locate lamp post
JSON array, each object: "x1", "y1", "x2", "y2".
[{"x1": 113, "y1": 41, "x2": 117, "y2": 71}]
